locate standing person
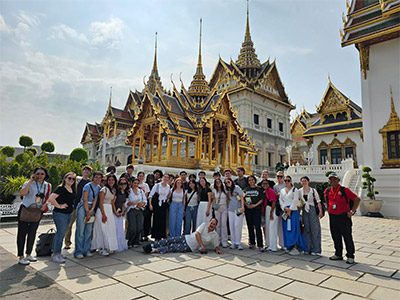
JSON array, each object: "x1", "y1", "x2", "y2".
[
  {"x1": 225, "y1": 178, "x2": 245, "y2": 249},
  {"x1": 234, "y1": 167, "x2": 248, "y2": 190},
  {"x1": 112, "y1": 177, "x2": 128, "y2": 252},
  {"x1": 326, "y1": 173, "x2": 360, "y2": 264},
  {"x1": 188, "y1": 174, "x2": 197, "y2": 182},
  {"x1": 17, "y1": 167, "x2": 51, "y2": 265},
  {"x1": 126, "y1": 178, "x2": 147, "y2": 247},
  {"x1": 48, "y1": 172, "x2": 76, "y2": 263},
  {"x1": 153, "y1": 169, "x2": 163, "y2": 183},
  {"x1": 212, "y1": 179, "x2": 229, "y2": 248},
  {"x1": 196, "y1": 178, "x2": 212, "y2": 227},
  {"x1": 120, "y1": 164, "x2": 134, "y2": 180},
  {"x1": 74, "y1": 171, "x2": 103, "y2": 259},
  {"x1": 148, "y1": 174, "x2": 170, "y2": 240},
  {"x1": 179, "y1": 171, "x2": 188, "y2": 190},
  {"x1": 224, "y1": 169, "x2": 233, "y2": 179},
  {"x1": 262, "y1": 179, "x2": 278, "y2": 252},
  {"x1": 142, "y1": 173, "x2": 155, "y2": 241},
  {"x1": 184, "y1": 180, "x2": 198, "y2": 234},
  {"x1": 257, "y1": 170, "x2": 275, "y2": 190},
  {"x1": 138, "y1": 171, "x2": 150, "y2": 242},
  {"x1": 198, "y1": 171, "x2": 207, "y2": 181},
  {"x1": 210, "y1": 172, "x2": 221, "y2": 190},
  {"x1": 274, "y1": 171, "x2": 286, "y2": 250},
  {"x1": 299, "y1": 176, "x2": 323, "y2": 255},
  {"x1": 243, "y1": 175, "x2": 264, "y2": 250},
  {"x1": 91, "y1": 174, "x2": 119, "y2": 256},
  {"x1": 168, "y1": 178, "x2": 185, "y2": 237},
  {"x1": 64, "y1": 165, "x2": 92, "y2": 250},
  {"x1": 280, "y1": 176, "x2": 306, "y2": 255}
]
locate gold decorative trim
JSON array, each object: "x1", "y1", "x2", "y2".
[
  {"x1": 359, "y1": 44, "x2": 370, "y2": 80},
  {"x1": 342, "y1": 25, "x2": 400, "y2": 47}
]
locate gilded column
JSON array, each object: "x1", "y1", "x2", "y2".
[
  {"x1": 185, "y1": 136, "x2": 190, "y2": 158},
  {"x1": 227, "y1": 125, "x2": 232, "y2": 167},
  {"x1": 208, "y1": 121, "x2": 213, "y2": 165}
]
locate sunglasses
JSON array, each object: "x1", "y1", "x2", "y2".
[
  {"x1": 224, "y1": 181, "x2": 231, "y2": 184},
  {"x1": 119, "y1": 182, "x2": 128, "y2": 186},
  {"x1": 284, "y1": 179, "x2": 291, "y2": 182},
  {"x1": 66, "y1": 177, "x2": 75, "y2": 181},
  {"x1": 277, "y1": 175, "x2": 283, "y2": 178}
]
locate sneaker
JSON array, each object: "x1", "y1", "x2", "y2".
[
  {"x1": 143, "y1": 244, "x2": 152, "y2": 254},
  {"x1": 266, "y1": 247, "x2": 277, "y2": 252},
  {"x1": 259, "y1": 247, "x2": 265, "y2": 252},
  {"x1": 329, "y1": 255, "x2": 343, "y2": 261},
  {"x1": 222, "y1": 243, "x2": 228, "y2": 248},
  {"x1": 52, "y1": 254, "x2": 65, "y2": 263},
  {"x1": 18, "y1": 258, "x2": 30, "y2": 265},
  {"x1": 99, "y1": 250, "x2": 109, "y2": 256},
  {"x1": 289, "y1": 249, "x2": 300, "y2": 256},
  {"x1": 230, "y1": 244, "x2": 236, "y2": 249},
  {"x1": 85, "y1": 252, "x2": 93, "y2": 257},
  {"x1": 311, "y1": 252, "x2": 320, "y2": 256},
  {"x1": 26, "y1": 255, "x2": 37, "y2": 262},
  {"x1": 346, "y1": 257, "x2": 355, "y2": 264},
  {"x1": 133, "y1": 245, "x2": 139, "y2": 248},
  {"x1": 249, "y1": 244, "x2": 255, "y2": 249},
  {"x1": 237, "y1": 244, "x2": 243, "y2": 250}
]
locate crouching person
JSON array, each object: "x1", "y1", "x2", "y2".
[{"x1": 143, "y1": 218, "x2": 223, "y2": 255}]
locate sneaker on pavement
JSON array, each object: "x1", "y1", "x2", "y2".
[
  {"x1": 18, "y1": 258, "x2": 30, "y2": 265},
  {"x1": 229, "y1": 244, "x2": 236, "y2": 249},
  {"x1": 74, "y1": 254, "x2": 84, "y2": 259},
  {"x1": 85, "y1": 252, "x2": 93, "y2": 257},
  {"x1": 249, "y1": 244, "x2": 255, "y2": 249},
  {"x1": 52, "y1": 254, "x2": 65, "y2": 263},
  {"x1": 266, "y1": 247, "x2": 277, "y2": 252},
  {"x1": 329, "y1": 255, "x2": 343, "y2": 260},
  {"x1": 99, "y1": 250, "x2": 109, "y2": 256},
  {"x1": 311, "y1": 252, "x2": 320, "y2": 256},
  {"x1": 26, "y1": 255, "x2": 37, "y2": 262},
  {"x1": 259, "y1": 247, "x2": 265, "y2": 252},
  {"x1": 237, "y1": 244, "x2": 243, "y2": 250},
  {"x1": 289, "y1": 249, "x2": 300, "y2": 256},
  {"x1": 346, "y1": 257, "x2": 355, "y2": 264}
]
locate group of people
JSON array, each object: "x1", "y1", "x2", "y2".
[{"x1": 16, "y1": 164, "x2": 360, "y2": 265}]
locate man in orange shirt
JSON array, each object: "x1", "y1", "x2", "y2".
[{"x1": 325, "y1": 173, "x2": 360, "y2": 264}]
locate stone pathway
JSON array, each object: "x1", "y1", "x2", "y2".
[{"x1": 1, "y1": 216, "x2": 399, "y2": 300}]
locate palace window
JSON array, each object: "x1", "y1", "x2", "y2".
[
  {"x1": 388, "y1": 131, "x2": 400, "y2": 159},
  {"x1": 279, "y1": 122, "x2": 283, "y2": 132},
  {"x1": 268, "y1": 152, "x2": 272, "y2": 167},
  {"x1": 267, "y1": 118, "x2": 272, "y2": 129},
  {"x1": 127, "y1": 154, "x2": 132, "y2": 165},
  {"x1": 345, "y1": 147, "x2": 354, "y2": 159},
  {"x1": 254, "y1": 114, "x2": 259, "y2": 125},
  {"x1": 255, "y1": 154, "x2": 258, "y2": 165},
  {"x1": 331, "y1": 148, "x2": 342, "y2": 164},
  {"x1": 320, "y1": 149, "x2": 328, "y2": 165}
]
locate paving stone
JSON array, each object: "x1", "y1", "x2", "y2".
[
  {"x1": 191, "y1": 275, "x2": 248, "y2": 295},
  {"x1": 93, "y1": 262, "x2": 144, "y2": 277},
  {"x1": 378, "y1": 260, "x2": 400, "y2": 270},
  {"x1": 77, "y1": 283, "x2": 144, "y2": 300},
  {"x1": 255, "y1": 252, "x2": 291, "y2": 264},
  {"x1": 312, "y1": 256, "x2": 352, "y2": 269},
  {"x1": 161, "y1": 252, "x2": 198, "y2": 263},
  {"x1": 358, "y1": 247, "x2": 394, "y2": 256},
  {"x1": 0, "y1": 272, "x2": 53, "y2": 296},
  {"x1": 216, "y1": 254, "x2": 259, "y2": 266},
  {"x1": 349, "y1": 263, "x2": 396, "y2": 277},
  {"x1": 208, "y1": 263, "x2": 254, "y2": 279},
  {"x1": 138, "y1": 279, "x2": 199, "y2": 300},
  {"x1": 115, "y1": 270, "x2": 168, "y2": 288},
  {"x1": 280, "y1": 268, "x2": 330, "y2": 285},
  {"x1": 333, "y1": 294, "x2": 366, "y2": 300},
  {"x1": 238, "y1": 271, "x2": 291, "y2": 291},
  {"x1": 320, "y1": 276, "x2": 376, "y2": 297},
  {"x1": 41, "y1": 265, "x2": 98, "y2": 281},
  {"x1": 118, "y1": 253, "x2": 162, "y2": 265},
  {"x1": 0, "y1": 284, "x2": 78, "y2": 300},
  {"x1": 369, "y1": 253, "x2": 400, "y2": 263},
  {"x1": 358, "y1": 273, "x2": 400, "y2": 290},
  {"x1": 315, "y1": 265, "x2": 363, "y2": 280},
  {"x1": 139, "y1": 258, "x2": 183, "y2": 273},
  {"x1": 72, "y1": 256, "x2": 122, "y2": 269},
  {"x1": 163, "y1": 266, "x2": 212, "y2": 282},
  {"x1": 246, "y1": 260, "x2": 292, "y2": 275},
  {"x1": 55, "y1": 273, "x2": 117, "y2": 293},
  {"x1": 227, "y1": 286, "x2": 293, "y2": 300},
  {"x1": 179, "y1": 291, "x2": 226, "y2": 300},
  {"x1": 353, "y1": 255, "x2": 384, "y2": 266},
  {"x1": 30, "y1": 258, "x2": 80, "y2": 272},
  {"x1": 392, "y1": 271, "x2": 400, "y2": 279},
  {"x1": 183, "y1": 257, "x2": 225, "y2": 270},
  {"x1": 280, "y1": 258, "x2": 323, "y2": 271},
  {"x1": 277, "y1": 281, "x2": 339, "y2": 300},
  {"x1": 369, "y1": 286, "x2": 400, "y2": 300}
]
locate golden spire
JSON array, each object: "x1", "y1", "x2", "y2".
[
  {"x1": 108, "y1": 86, "x2": 112, "y2": 108},
  {"x1": 146, "y1": 32, "x2": 164, "y2": 94},
  {"x1": 188, "y1": 18, "x2": 210, "y2": 101},
  {"x1": 236, "y1": 0, "x2": 261, "y2": 76}
]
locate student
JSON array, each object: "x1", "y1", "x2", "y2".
[
  {"x1": 113, "y1": 176, "x2": 129, "y2": 252},
  {"x1": 126, "y1": 178, "x2": 147, "y2": 247},
  {"x1": 212, "y1": 178, "x2": 229, "y2": 248},
  {"x1": 234, "y1": 167, "x2": 248, "y2": 190},
  {"x1": 184, "y1": 180, "x2": 198, "y2": 234},
  {"x1": 120, "y1": 164, "x2": 134, "y2": 180},
  {"x1": 168, "y1": 178, "x2": 185, "y2": 237},
  {"x1": 196, "y1": 178, "x2": 212, "y2": 227},
  {"x1": 261, "y1": 179, "x2": 278, "y2": 252},
  {"x1": 148, "y1": 174, "x2": 170, "y2": 240},
  {"x1": 225, "y1": 178, "x2": 245, "y2": 249}
]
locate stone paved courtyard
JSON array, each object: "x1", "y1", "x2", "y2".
[{"x1": 1, "y1": 216, "x2": 399, "y2": 300}]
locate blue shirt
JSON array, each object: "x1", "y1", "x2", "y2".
[{"x1": 81, "y1": 182, "x2": 100, "y2": 204}]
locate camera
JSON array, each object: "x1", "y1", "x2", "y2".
[{"x1": 36, "y1": 193, "x2": 45, "y2": 199}]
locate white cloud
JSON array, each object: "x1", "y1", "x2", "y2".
[
  {"x1": 0, "y1": 12, "x2": 42, "y2": 47},
  {"x1": 50, "y1": 24, "x2": 88, "y2": 42},
  {"x1": 17, "y1": 11, "x2": 41, "y2": 27},
  {"x1": 89, "y1": 17, "x2": 124, "y2": 49},
  {"x1": 0, "y1": 15, "x2": 11, "y2": 33}
]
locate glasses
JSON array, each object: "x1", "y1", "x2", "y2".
[
  {"x1": 277, "y1": 175, "x2": 283, "y2": 178},
  {"x1": 119, "y1": 182, "x2": 128, "y2": 186},
  {"x1": 66, "y1": 177, "x2": 75, "y2": 181},
  {"x1": 224, "y1": 181, "x2": 231, "y2": 185},
  {"x1": 284, "y1": 179, "x2": 291, "y2": 182}
]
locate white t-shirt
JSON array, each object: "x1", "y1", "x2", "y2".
[
  {"x1": 170, "y1": 189, "x2": 184, "y2": 202},
  {"x1": 213, "y1": 190, "x2": 228, "y2": 205},
  {"x1": 186, "y1": 191, "x2": 198, "y2": 207},
  {"x1": 185, "y1": 222, "x2": 219, "y2": 252},
  {"x1": 126, "y1": 188, "x2": 147, "y2": 211},
  {"x1": 279, "y1": 187, "x2": 299, "y2": 211},
  {"x1": 139, "y1": 183, "x2": 150, "y2": 195}
]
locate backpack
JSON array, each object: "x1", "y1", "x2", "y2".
[
  {"x1": 325, "y1": 186, "x2": 353, "y2": 210},
  {"x1": 35, "y1": 228, "x2": 56, "y2": 256}
]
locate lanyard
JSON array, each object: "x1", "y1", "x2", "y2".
[
  {"x1": 36, "y1": 181, "x2": 44, "y2": 194},
  {"x1": 330, "y1": 185, "x2": 341, "y2": 200}
]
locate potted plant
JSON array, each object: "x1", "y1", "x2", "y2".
[
  {"x1": 361, "y1": 166, "x2": 383, "y2": 217},
  {"x1": 0, "y1": 176, "x2": 27, "y2": 204}
]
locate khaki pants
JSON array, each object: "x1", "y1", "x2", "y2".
[{"x1": 64, "y1": 209, "x2": 76, "y2": 247}]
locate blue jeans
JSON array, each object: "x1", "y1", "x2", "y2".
[
  {"x1": 74, "y1": 202, "x2": 94, "y2": 256},
  {"x1": 52, "y1": 211, "x2": 72, "y2": 254},
  {"x1": 169, "y1": 202, "x2": 184, "y2": 237},
  {"x1": 153, "y1": 235, "x2": 191, "y2": 254},
  {"x1": 184, "y1": 205, "x2": 198, "y2": 234}
]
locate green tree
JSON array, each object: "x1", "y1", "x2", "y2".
[
  {"x1": 70, "y1": 148, "x2": 88, "y2": 162},
  {"x1": 15, "y1": 153, "x2": 28, "y2": 164},
  {"x1": 0, "y1": 146, "x2": 15, "y2": 157},
  {"x1": 41, "y1": 141, "x2": 55, "y2": 153},
  {"x1": 48, "y1": 165, "x2": 60, "y2": 191},
  {"x1": 26, "y1": 147, "x2": 38, "y2": 156},
  {"x1": 19, "y1": 135, "x2": 33, "y2": 151},
  {"x1": 9, "y1": 162, "x2": 20, "y2": 177}
]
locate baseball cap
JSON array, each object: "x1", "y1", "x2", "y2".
[{"x1": 328, "y1": 172, "x2": 339, "y2": 179}]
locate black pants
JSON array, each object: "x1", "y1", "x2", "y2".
[
  {"x1": 17, "y1": 206, "x2": 40, "y2": 257},
  {"x1": 245, "y1": 208, "x2": 263, "y2": 248},
  {"x1": 329, "y1": 213, "x2": 355, "y2": 258},
  {"x1": 127, "y1": 209, "x2": 144, "y2": 246},
  {"x1": 152, "y1": 200, "x2": 168, "y2": 240},
  {"x1": 142, "y1": 206, "x2": 152, "y2": 238}
]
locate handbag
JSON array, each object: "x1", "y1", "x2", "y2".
[
  {"x1": 312, "y1": 188, "x2": 325, "y2": 217},
  {"x1": 19, "y1": 204, "x2": 42, "y2": 222},
  {"x1": 36, "y1": 228, "x2": 56, "y2": 256}
]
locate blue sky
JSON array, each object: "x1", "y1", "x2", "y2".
[{"x1": 0, "y1": 0, "x2": 361, "y2": 154}]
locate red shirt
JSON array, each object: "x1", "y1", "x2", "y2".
[
  {"x1": 326, "y1": 185, "x2": 357, "y2": 215},
  {"x1": 263, "y1": 187, "x2": 277, "y2": 207}
]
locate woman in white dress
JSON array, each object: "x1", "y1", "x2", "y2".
[
  {"x1": 112, "y1": 176, "x2": 128, "y2": 252},
  {"x1": 196, "y1": 178, "x2": 212, "y2": 229},
  {"x1": 212, "y1": 178, "x2": 229, "y2": 248},
  {"x1": 91, "y1": 174, "x2": 119, "y2": 256}
]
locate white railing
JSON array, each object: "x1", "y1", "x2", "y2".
[{"x1": 0, "y1": 204, "x2": 54, "y2": 220}]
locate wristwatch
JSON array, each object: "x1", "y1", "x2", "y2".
[{"x1": 350, "y1": 210, "x2": 356, "y2": 215}]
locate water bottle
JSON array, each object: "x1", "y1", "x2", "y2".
[{"x1": 287, "y1": 217, "x2": 292, "y2": 232}]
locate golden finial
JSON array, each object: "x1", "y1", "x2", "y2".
[
  {"x1": 152, "y1": 32, "x2": 158, "y2": 72},
  {"x1": 328, "y1": 73, "x2": 331, "y2": 82},
  {"x1": 198, "y1": 18, "x2": 202, "y2": 66},
  {"x1": 245, "y1": 0, "x2": 250, "y2": 38},
  {"x1": 108, "y1": 86, "x2": 112, "y2": 108},
  {"x1": 346, "y1": 0, "x2": 350, "y2": 12},
  {"x1": 339, "y1": 28, "x2": 344, "y2": 41},
  {"x1": 390, "y1": 86, "x2": 396, "y2": 115},
  {"x1": 143, "y1": 76, "x2": 147, "y2": 87}
]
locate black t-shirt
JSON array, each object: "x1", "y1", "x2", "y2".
[
  {"x1": 115, "y1": 192, "x2": 127, "y2": 211},
  {"x1": 53, "y1": 186, "x2": 75, "y2": 214},
  {"x1": 234, "y1": 177, "x2": 249, "y2": 190},
  {"x1": 244, "y1": 186, "x2": 263, "y2": 210},
  {"x1": 74, "y1": 178, "x2": 91, "y2": 208},
  {"x1": 199, "y1": 187, "x2": 211, "y2": 202}
]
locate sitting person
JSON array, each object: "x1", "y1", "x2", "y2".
[{"x1": 143, "y1": 218, "x2": 223, "y2": 255}]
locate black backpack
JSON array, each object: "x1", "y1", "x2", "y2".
[
  {"x1": 36, "y1": 228, "x2": 56, "y2": 256},
  {"x1": 325, "y1": 186, "x2": 353, "y2": 210}
]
